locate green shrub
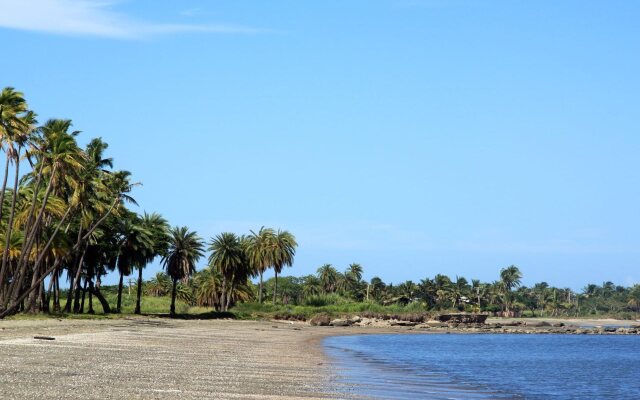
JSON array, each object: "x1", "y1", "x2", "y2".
[{"x1": 303, "y1": 294, "x2": 348, "y2": 307}]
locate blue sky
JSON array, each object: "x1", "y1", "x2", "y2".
[{"x1": 1, "y1": 0, "x2": 639, "y2": 290}]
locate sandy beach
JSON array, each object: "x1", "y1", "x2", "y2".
[
  {"x1": 0, "y1": 318, "x2": 344, "y2": 399},
  {"x1": 0, "y1": 317, "x2": 414, "y2": 399}
]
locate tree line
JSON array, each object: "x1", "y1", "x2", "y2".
[
  {"x1": 250, "y1": 264, "x2": 640, "y2": 318},
  {"x1": 2, "y1": 86, "x2": 638, "y2": 319},
  {"x1": 0, "y1": 87, "x2": 297, "y2": 318}
]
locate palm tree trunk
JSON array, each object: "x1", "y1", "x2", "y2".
[
  {"x1": 134, "y1": 266, "x2": 143, "y2": 314},
  {"x1": 53, "y1": 274, "x2": 60, "y2": 313},
  {"x1": 15, "y1": 161, "x2": 46, "y2": 274},
  {"x1": 27, "y1": 261, "x2": 43, "y2": 313},
  {"x1": 87, "y1": 279, "x2": 95, "y2": 314},
  {"x1": 39, "y1": 280, "x2": 46, "y2": 313},
  {"x1": 0, "y1": 156, "x2": 11, "y2": 223},
  {"x1": 0, "y1": 198, "x2": 124, "y2": 319},
  {"x1": 116, "y1": 271, "x2": 124, "y2": 313},
  {"x1": 259, "y1": 270, "x2": 264, "y2": 304},
  {"x1": 273, "y1": 271, "x2": 278, "y2": 304},
  {"x1": 79, "y1": 279, "x2": 87, "y2": 313},
  {"x1": 72, "y1": 244, "x2": 88, "y2": 313},
  {"x1": 0, "y1": 150, "x2": 21, "y2": 306},
  {"x1": 220, "y1": 277, "x2": 227, "y2": 312},
  {"x1": 72, "y1": 281, "x2": 83, "y2": 313},
  {"x1": 170, "y1": 278, "x2": 177, "y2": 317},
  {"x1": 90, "y1": 283, "x2": 110, "y2": 314},
  {"x1": 225, "y1": 282, "x2": 234, "y2": 311}
]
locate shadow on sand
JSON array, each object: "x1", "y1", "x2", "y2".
[{"x1": 144, "y1": 311, "x2": 237, "y2": 320}]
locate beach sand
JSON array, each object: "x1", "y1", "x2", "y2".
[
  {"x1": 0, "y1": 317, "x2": 412, "y2": 399},
  {"x1": 0, "y1": 318, "x2": 341, "y2": 399}
]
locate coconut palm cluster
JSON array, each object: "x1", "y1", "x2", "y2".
[{"x1": 0, "y1": 87, "x2": 297, "y2": 318}]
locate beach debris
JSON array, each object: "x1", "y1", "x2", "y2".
[{"x1": 34, "y1": 336, "x2": 55, "y2": 341}]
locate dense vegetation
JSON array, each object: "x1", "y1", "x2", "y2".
[
  {"x1": 133, "y1": 264, "x2": 640, "y2": 320},
  {"x1": 0, "y1": 87, "x2": 296, "y2": 319},
  {"x1": 1, "y1": 87, "x2": 639, "y2": 320}
]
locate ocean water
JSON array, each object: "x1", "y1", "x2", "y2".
[{"x1": 323, "y1": 334, "x2": 640, "y2": 399}]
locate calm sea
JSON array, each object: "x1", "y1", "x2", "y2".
[{"x1": 323, "y1": 334, "x2": 640, "y2": 399}]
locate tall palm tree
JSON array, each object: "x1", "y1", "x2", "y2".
[
  {"x1": 246, "y1": 227, "x2": 275, "y2": 304},
  {"x1": 500, "y1": 265, "x2": 522, "y2": 314},
  {"x1": 134, "y1": 212, "x2": 169, "y2": 314},
  {"x1": 208, "y1": 232, "x2": 243, "y2": 312},
  {"x1": 162, "y1": 227, "x2": 204, "y2": 317},
  {"x1": 270, "y1": 230, "x2": 297, "y2": 304},
  {"x1": 0, "y1": 91, "x2": 35, "y2": 305},
  {"x1": 114, "y1": 213, "x2": 152, "y2": 313},
  {"x1": 0, "y1": 87, "x2": 31, "y2": 225},
  {"x1": 346, "y1": 263, "x2": 363, "y2": 282}
]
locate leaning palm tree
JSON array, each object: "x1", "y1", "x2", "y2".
[
  {"x1": 500, "y1": 265, "x2": 522, "y2": 314},
  {"x1": 270, "y1": 230, "x2": 297, "y2": 304},
  {"x1": 162, "y1": 227, "x2": 204, "y2": 317}
]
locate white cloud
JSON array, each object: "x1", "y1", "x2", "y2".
[{"x1": 0, "y1": 0, "x2": 260, "y2": 39}]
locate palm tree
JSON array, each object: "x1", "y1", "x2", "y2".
[
  {"x1": 627, "y1": 285, "x2": 640, "y2": 313},
  {"x1": 114, "y1": 213, "x2": 152, "y2": 313},
  {"x1": 317, "y1": 264, "x2": 339, "y2": 294},
  {"x1": 193, "y1": 266, "x2": 223, "y2": 309},
  {"x1": 369, "y1": 276, "x2": 386, "y2": 302},
  {"x1": 134, "y1": 212, "x2": 169, "y2": 314},
  {"x1": 302, "y1": 275, "x2": 322, "y2": 298},
  {"x1": 270, "y1": 230, "x2": 297, "y2": 304},
  {"x1": 0, "y1": 90, "x2": 35, "y2": 306},
  {"x1": 208, "y1": 232, "x2": 244, "y2": 312},
  {"x1": 344, "y1": 263, "x2": 364, "y2": 297},
  {"x1": 0, "y1": 87, "x2": 31, "y2": 224},
  {"x1": 144, "y1": 272, "x2": 172, "y2": 297},
  {"x1": 162, "y1": 227, "x2": 204, "y2": 317},
  {"x1": 246, "y1": 227, "x2": 275, "y2": 304},
  {"x1": 500, "y1": 265, "x2": 522, "y2": 314}
]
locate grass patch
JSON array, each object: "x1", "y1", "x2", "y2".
[{"x1": 230, "y1": 300, "x2": 431, "y2": 320}]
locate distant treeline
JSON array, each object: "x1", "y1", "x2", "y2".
[{"x1": 141, "y1": 263, "x2": 640, "y2": 318}]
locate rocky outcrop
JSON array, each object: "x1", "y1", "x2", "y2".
[
  {"x1": 436, "y1": 313, "x2": 488, "y2": 324},
  {"x1": 309, "y1": 314, "x2": 331, "y2": 326},
  {"x1": 329, "y1": 319, "x2": 352, "y2": 327}
]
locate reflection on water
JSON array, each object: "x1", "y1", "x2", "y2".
[{"x1": 323, "y1": 334, "x2": 640, "y2": 399}]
